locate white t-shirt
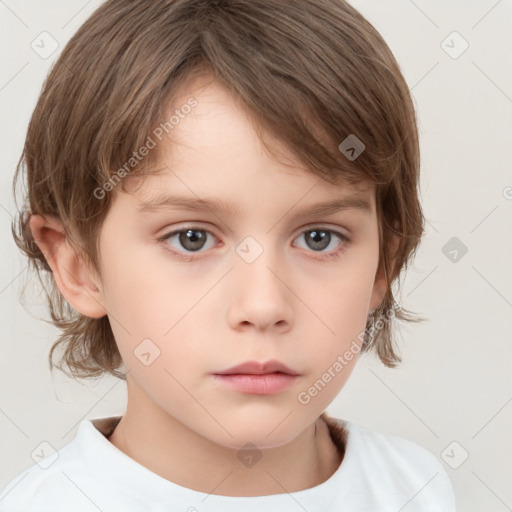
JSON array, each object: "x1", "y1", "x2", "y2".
[{"x1": 0, "y1": 415, "x2": 456, "y2": 511}]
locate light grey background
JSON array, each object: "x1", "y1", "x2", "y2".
[{"x1": 1, "y1": 1, "x2": 511, "y2": 510}]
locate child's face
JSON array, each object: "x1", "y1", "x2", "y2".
[{"x1": 94, "y1": 76, "x2": 385, "y2": 449}]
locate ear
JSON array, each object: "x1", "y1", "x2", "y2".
[
  {"x1": 29, "y1": 214, "x2": 107, "y2": 319},
  {"x1": 369, "y1": 233, "x2": 400, "y2": 313},
  {"x1": 369, "y1": 269, "x2": 386, "y2": 314}
]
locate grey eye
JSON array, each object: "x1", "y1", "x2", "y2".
[{"x1": 164, "y1": 229, "x2": 215, "y2": 253}]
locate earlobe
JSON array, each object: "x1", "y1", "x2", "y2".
[{"x1": 29, "y1": 214, "x2": 107, "y2": 319}]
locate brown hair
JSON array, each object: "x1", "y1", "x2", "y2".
[{"x1": 12, "y1": 0, "x2": 425, "y2": 381}]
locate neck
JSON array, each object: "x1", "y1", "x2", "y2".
[{"x1": 108, "y1": 385, "x2": 343, "y2": 496}]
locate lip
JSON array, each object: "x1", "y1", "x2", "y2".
[
  {"x1": 214, "y1": 359, "x2": 300, "y2": 376},
  {"x1": 212, "y1": 359, "x2": 300, "y2": 395},
  {"x1": 212, "y1": 373, "x2": 299, "y2": 395}
]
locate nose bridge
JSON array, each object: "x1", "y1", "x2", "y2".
[
  {"x1": 227, "y1": 232, "x2": 293, "y2": 329},
  {"x1": 235, "y1": 232, "x2": 283, "y2": 293}
]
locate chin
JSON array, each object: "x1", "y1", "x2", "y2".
[{"x1": 210, "y1": 416, "x2": 304, "y2": 451}]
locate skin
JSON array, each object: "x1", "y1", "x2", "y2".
[{"x1": 30, "y1": 74, "x2": 393, "y2": 497}]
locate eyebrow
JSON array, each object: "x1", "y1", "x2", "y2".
[{"x1": 136, "y1": 193, "x2": 372, "y2": 217}]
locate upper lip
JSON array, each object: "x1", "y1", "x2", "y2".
[{"x1": 214, "y1": 359, "x2": 300, "y2": 376}]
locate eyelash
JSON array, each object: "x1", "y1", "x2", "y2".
[{"x1": 157, "y1": 226, "x2": 351, "y2": 262}]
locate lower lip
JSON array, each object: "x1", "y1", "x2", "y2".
[{"x1": 212, "y1": 373, "x2": 299, "y2": 395}]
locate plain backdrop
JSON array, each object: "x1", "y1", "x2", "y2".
[{"x1": 1, "y1": 1, "x2": 511, "y2": 510}]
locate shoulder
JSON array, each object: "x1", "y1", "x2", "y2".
[
  {"x1": 0, "y1": 417, "x2": 121, "y2": 512},
  {"x1": 324, "y1": 415, "x2": 457, "y2": 511},
  {"x1": 350, "y1": 420, "x2": 442, "y2": 465},
  {"x1": 0, "y1": 442, "x2": 80, "y2": 511}
]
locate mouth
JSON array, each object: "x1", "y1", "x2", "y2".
[
  {"x1": 212, "y1": 372, "x2": 299, "y2": 395},
  {"x1": 212, "y1": 359, "x2": 300, "y2": 395}
]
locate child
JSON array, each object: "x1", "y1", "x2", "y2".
[{"x1": 1, "y1": 0, "x2": 456, "y2": 510}]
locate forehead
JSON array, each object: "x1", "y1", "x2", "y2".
[{"x1": 122, "y1": 73, "x2": 376, "y2": 212}]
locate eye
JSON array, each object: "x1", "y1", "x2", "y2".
[
  {"x1": 160, "y1": 227, "x2": 216, "y2": 257},
  {"x1": 158, "y1": 226, "x2": 350, "y2": 260},
  {"x1": 293, "y1": 228, "x2": 350, "y2": 259}
]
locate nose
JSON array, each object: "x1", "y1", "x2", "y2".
[{"x1": 225, "y1": 240, "x2": 294, "y2": 333}]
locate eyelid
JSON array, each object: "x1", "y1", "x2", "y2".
[{"x1": 295, "y1": 222, "x2": 350, "y2": 237}]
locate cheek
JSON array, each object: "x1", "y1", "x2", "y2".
[
  {"x1": 308, "y1": 257, "x2": 377, "y2": 333},
  {"x1": 297, "y1": 256, "x2": 378, "y2": 369},
  {"x1": 100, "y1": 244, "x2": 214, "y2": 377},
  {"x1": 98, "y1": 240, "x2": 202, "y2": 331}
]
